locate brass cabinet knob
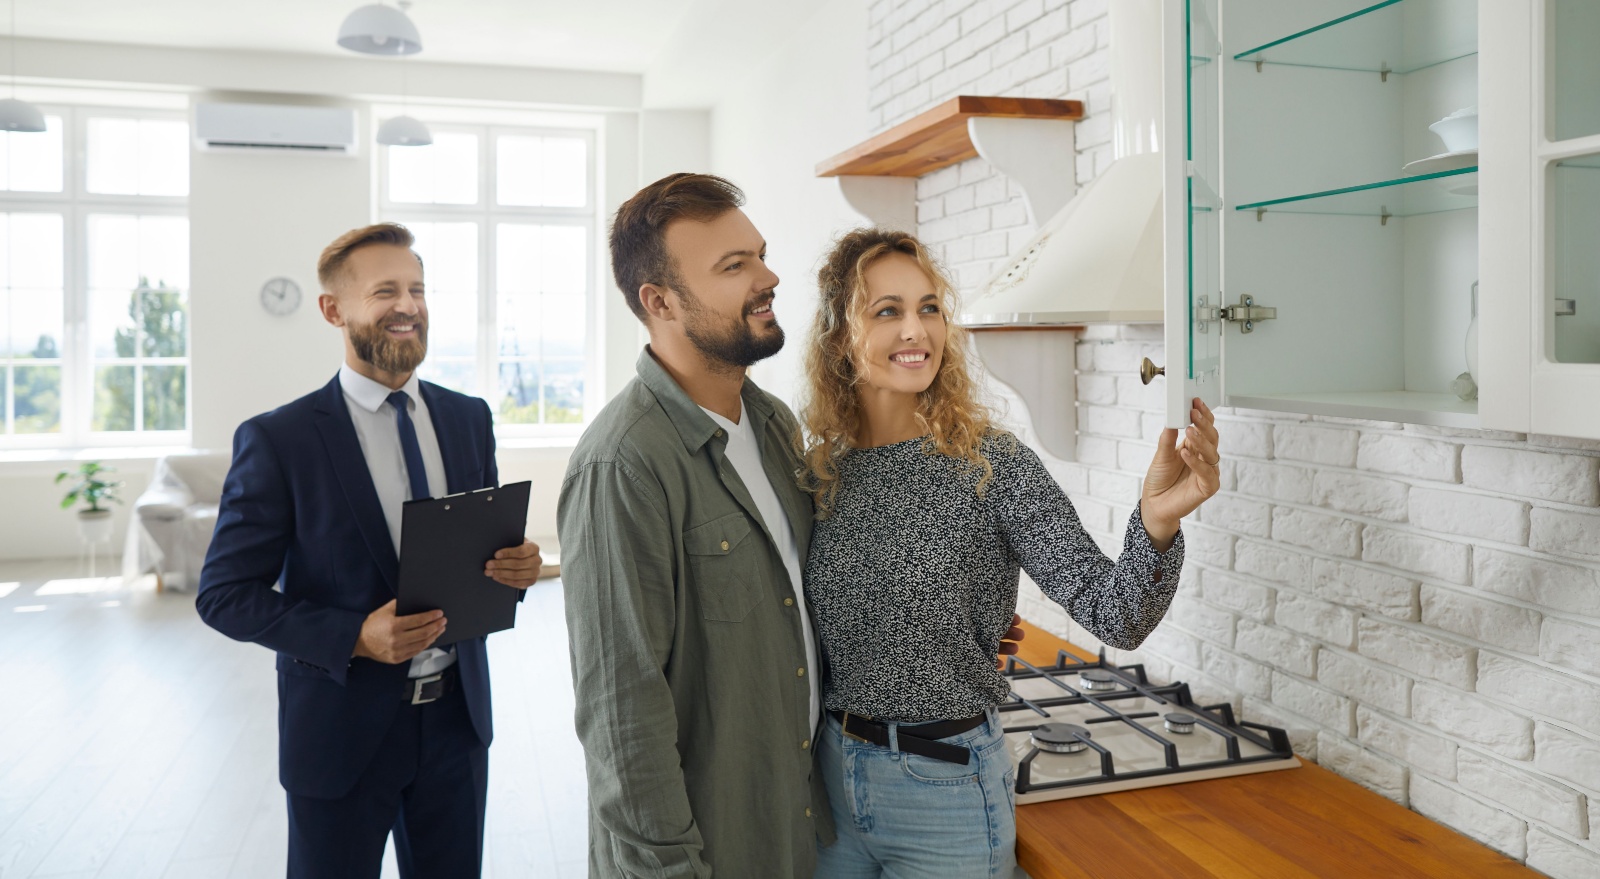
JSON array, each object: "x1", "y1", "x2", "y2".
[{"x1": 1140, "y1": 357, "x2": 1166, "y2": 385}]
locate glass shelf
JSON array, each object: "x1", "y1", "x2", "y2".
[
  {"x1": 1233, "y1": 0, "x2": 1477, "y2": 76},
  {"x1": 1234, "y1": 167, "x2": 1476, "y2": 218}
]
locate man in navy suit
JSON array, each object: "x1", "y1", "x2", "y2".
[{"x1": 197, "y1": 222, "x2": 544, "y2": 879}]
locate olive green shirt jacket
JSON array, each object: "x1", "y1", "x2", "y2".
[{"x1": 559, "y1": 348, "x2": 834, "y2": 878}]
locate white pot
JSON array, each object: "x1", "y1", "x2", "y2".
[
  {"x1": 1429, "y1": 107, "x2": 1478, "y2": 153},
  {"x1": 77, "y1": 509, "x2": 114, "y2": 544}
]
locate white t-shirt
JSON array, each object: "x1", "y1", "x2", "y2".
[{"x1": 701, "y1": 403, "x2": 821, "y2": 736}]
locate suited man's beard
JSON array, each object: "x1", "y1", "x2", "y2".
[{"x1": 350, "y1": 318, "x2": 428, "y2": 375}]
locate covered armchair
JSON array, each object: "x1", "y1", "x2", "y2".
[{"x1": 123, "y1": 453, "x2": 231, "y2": 592}]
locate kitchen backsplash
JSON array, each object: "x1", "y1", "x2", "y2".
[{"x1": 868, "y1": 0, "x2": 1600, "y2": 876}]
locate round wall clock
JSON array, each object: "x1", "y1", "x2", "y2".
[{"x1": 260, "y1": 276, "x2": 302, "y2": 316}]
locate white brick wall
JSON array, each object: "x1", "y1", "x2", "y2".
[{"x1": 870, "y1": 0, "x2": 1600, "y2": 870}]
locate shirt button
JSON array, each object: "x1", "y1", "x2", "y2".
[
  {"x1": 805, "y1": 807, "x2": 813, "y2": 818},
  {"x1": 802, "y1": 739, "x2": 811, "y2": 750},
  {"x1": 797, "y1": 667, "x2": 806, "y2": 677},
  {"x1": 720, "y1": 540, "x2": 730, "y2": 552},
  {"x1": 784, "y1": 598, "x2": 794, "y2": 607},
  {"x1": 714, "y1": 429, "x2": 724, "y2": 438}
]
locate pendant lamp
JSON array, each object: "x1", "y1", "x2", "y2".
[
  {"x1": 377, "y1": 114, "x2": 431, "y2": 146},
  {"x1": 337, "y1": 3, "x2": 422, "y2": 56}
]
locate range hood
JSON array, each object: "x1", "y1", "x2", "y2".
[{"x1": 961, "y1": 0, "x2": 1166, "y2": 327}]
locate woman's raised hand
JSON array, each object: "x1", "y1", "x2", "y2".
[{"x1": 1140, "y1": 397, "x2": 1222, "y2": 547}]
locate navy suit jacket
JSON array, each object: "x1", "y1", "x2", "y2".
[{"x1": 197, "y1": 374, "x2": 500, "y2": 800}]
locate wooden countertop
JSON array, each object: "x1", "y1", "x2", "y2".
[{"x1": 1011, "y1": 621, "x2": 1538, "y2": 879}]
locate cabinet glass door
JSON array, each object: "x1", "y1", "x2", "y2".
[
  {"x1": 1163, "y1": 0, "x2": 1223, "y2": 426},
  {"x1": 1550, "y1": 155, "x2": 1600, "y2": 363},
  {"x1": 1548, "y1": 0, "x2": 1600, "y2": 141},
  {"x1": 1545, "y1": 1, "x2": 1600, "y2": 363}
]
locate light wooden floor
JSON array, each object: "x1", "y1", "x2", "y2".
[{"x1": 0, "y1": 559, "x2": 587, "y2": 879}]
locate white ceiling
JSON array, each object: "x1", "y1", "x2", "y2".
[{"x1": 12, "y1": 0, "x2": 701, "y2": 74}]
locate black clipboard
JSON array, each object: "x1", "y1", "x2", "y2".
[{"x1": 396, "y1": 481, "x2": 531, "y2": 646}]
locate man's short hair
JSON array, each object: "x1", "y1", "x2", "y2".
[
  {"x1": 609, "y1": 173, "x2": 745, "y2": 321},
  {"x1": 317, "y1": 222, "x2": 416, "y2": 293}
]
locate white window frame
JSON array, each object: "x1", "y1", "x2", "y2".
[
  {"x1": 0, "y1": 104, "x2": 190, "y2": 450},
  {"x1": 378, "y1": 120, "x2": 601, "y2": 439}
]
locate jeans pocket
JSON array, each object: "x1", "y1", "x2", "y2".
[{"x1": 900, "y1": 749, "x2": 980, "y2": 785}]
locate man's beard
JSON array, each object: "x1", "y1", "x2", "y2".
[
  {"x1": 679, "y1": 286, "x2": 785, "y2": 372},
  {"x1": 349, "y1": 317, "x2": 429, "y2": 375}
]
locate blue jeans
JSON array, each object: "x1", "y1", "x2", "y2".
[{"x1": 814, "y1": 707, "x2": 1017, "y2": 879}]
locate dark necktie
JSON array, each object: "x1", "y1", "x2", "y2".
[{"x1": 387, "y1": 390, "x2": 432, "y2": 501}]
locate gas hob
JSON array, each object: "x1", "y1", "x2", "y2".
[{"x1": 1000, "y1": 649, "x2": 1300, "y2": 804}]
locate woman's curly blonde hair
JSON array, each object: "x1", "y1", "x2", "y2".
[{"x1": 800, "y1": 228, "x2": 1002, "y2": 517}]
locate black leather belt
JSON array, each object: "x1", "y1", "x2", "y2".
[
  {"x1": 828, "y1": 709, "x2": 985, "y2": 765},
  {"x1": 402, "y1": 664, "x2": 459, "y2": 705}
]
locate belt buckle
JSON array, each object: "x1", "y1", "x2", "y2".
[
  {"x1": 410, "y1": 673, "x2": 444, "y2": 705},
  {"x1": 841, "y1": 711, "x2": 870, "y2": 743}
]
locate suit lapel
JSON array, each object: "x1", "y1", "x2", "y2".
[{"x1": 313, "y1": 376, "x2": 400, "y2": 594}]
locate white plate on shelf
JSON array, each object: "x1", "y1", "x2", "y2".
[{"x1": 1403, "y1": 149, "x2": 1478, "y2": 176}]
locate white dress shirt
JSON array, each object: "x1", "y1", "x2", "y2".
[
  {"x1": 339, "y1": 363, "x2": 456, "y2": 678},
  {"x1": 701, "y1": 403, "x2": 821, "y2": 736}
]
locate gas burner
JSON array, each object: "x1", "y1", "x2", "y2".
[
  {"x1": 1031, "y1": 723, "x2": 1091, "y2": 754},
  {"x1": 1164, "y1": 712, "x2": 1197, "y2": 734},
  {"x1": 1078, "y1": 670, "x2": 1118, "y2": 691}
]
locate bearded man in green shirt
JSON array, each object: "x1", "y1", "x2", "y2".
[{"x1": 558, "y1": 173, "x2": 831, "y2": 877}]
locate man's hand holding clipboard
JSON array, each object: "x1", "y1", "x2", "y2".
[{"x1": 393, "y1": 480, "x2": 537, "y2": 647}]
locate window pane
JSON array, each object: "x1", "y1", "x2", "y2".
[
  {"x1": 87, "y1": 118, "x2": 189, "y2": 196},
  {"x1": 86, "y1": 118, "x2": 138, "y2": 194},
  {"x1": 89, "y1": 289, "x2": 137, "y2": 360},
  {"x1": 497, "y1": 292, "x2": 537, "y2": 359},
  {"x1": 387, "y1": 132, "x2": 478, "y2": 205},
  {"x1": 0, "y1": 214, "x2": 65, "y2": 360},
  {"x1": 4, "y1": 213, "x2": 65, "y2": 288},
  {"x1": 143, "y1": 365, "x2": 186, "y2": 431},
  {"x1": 89, "y1": 214, "x2": 188, "y2": 291},
  {"x1": 139, "y1": 121, "x2": 189, "y2": 196},
  {"x1": 88, "y1": 215, "x2": 190, "y2": 362},
  {"x1": 497, "y1": 361, "x2": 541, "y2": 425},
  {"x1": 419, "y1": 358, "x2": 474, "y2": 396},
  {"x1": 497, "y1": 135, "x2": 586, "y2": 207},
  {"x1": 405, "y1": 221, "x2": 478, "y2": 359},
  {"x1": 541, "y1": 296, "x2": 586, "y2": 360},
  {"x1": 14, "y1": 364, "x2": 60, "y2": 433},
  {"x1": 9, "y1": 289, "x2": 63, "y2": 359},
  {"x1": 0, "y1": 116, "x2": 64, "y2": 192},
  {"x1": 542, "y1": 360, "x2": 584, "y2": 423},
  {"x1": 93, "y1": 365, "x2": 135, "y2": 432}
]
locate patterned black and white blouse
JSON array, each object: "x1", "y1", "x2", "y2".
[{"x1": 804, "y1": 432, "x2": 1185, "y2": 723}]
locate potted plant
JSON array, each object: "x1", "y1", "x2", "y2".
[{"x1": 57, "y1": 461, "x2": 123, "y2": 544}]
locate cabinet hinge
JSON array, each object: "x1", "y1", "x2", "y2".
[{"x1": 1198, "y1": 294, "x2": 1277, "y2": 334}]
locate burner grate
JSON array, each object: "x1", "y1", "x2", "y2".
[{"x1": 1000, "y1": 649, "x2": 1296, "y2": 797}]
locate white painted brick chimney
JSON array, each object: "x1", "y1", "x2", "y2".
[{"x1": 867, "y1": 0, "x2": 1600, "y2": 871}]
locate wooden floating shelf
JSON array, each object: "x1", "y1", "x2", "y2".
[{"x1": 816, "y1": 95, "x2": 1085, "y2": 178}]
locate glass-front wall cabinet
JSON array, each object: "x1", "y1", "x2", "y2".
[{"x1": 1163, "y1": 0, "x2": 1484, "y2": 429}]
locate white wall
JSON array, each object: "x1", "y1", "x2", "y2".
[
  {"x1": 189, "y1": 93, "x2": 370, "y2": 452},
  {"x1": 867, "y1": 0, "x2": 1600, "y2": 874},
  {"x1": 695, "y1": 0, "x2": 872, "y2": 405}
]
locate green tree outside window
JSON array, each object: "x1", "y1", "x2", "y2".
[{"x1": 94, "y1": 276, "x2": 187, "y2": 432}]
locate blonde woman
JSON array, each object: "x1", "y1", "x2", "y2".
[{"x1": 801, "y1": 229, "x2": 1221, "y2": 878}]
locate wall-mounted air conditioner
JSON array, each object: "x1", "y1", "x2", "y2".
[{"x1": 194, "y1": 103, "x2": 358, "y2": 154}]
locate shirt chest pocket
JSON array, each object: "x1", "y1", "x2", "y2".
[{"x1": 683, "y1": 512, "x2": 764, "y2": 623}]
